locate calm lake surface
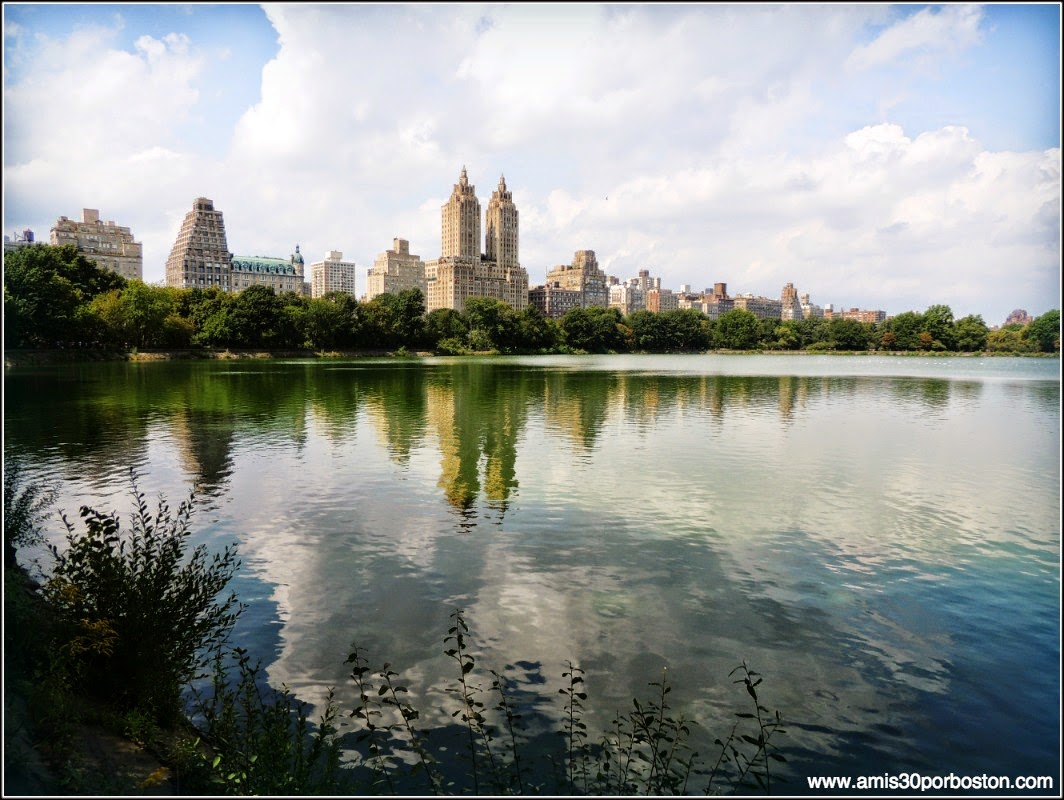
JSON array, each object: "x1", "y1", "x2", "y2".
[{"x1": 4, "y1": 354, "x2": 1060, "y2": 792}]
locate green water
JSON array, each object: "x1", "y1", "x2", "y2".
[{"x1": 4, "y1": 354, "x2": 1060, "y2": 792}]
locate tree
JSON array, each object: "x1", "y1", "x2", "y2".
[
  {"x1": 514, "y1": 304, "x2": 559, "y2": 352},
  {"x1": 953, "y1": 314, "x2": 989, "y2": 352},
  {"x1": 560, "y1": 306, "x2": 627, "y2": 353},
  {"x1": 463, "y1": 297, "x2": 519, "y2": 352},
  {"x1": 882, "y1": 311, "x2": 923, "y2": 351},
  {"x1": 1026, "y1": 310, "x2": 1060, "y2": 353},
  {"x1": 922, "y1": 304, "x2": 955, "y2": 350},
  {"x1": 425, "y1": 308, "x2": 468, "y2": 349},
  {"x1": 663, "y1": 308, "x2": 711, "y2": 351},
  {"x1": 3, "y1": 244, "x2": 126, "y2": 347},
  {"x1": 714, "y1": 309, "x2": 761, "y2": 350},
  {"x1": 627, "y1": 309, "x2": 668, "y2": 352},
  {"x1": 828, "y1": 317, "x2": 873, "y2": 351}
]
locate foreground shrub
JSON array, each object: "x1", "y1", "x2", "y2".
[
  {"x1": 43, "y1": 473, "x2": 243, "y2": 724},
  {"x1": 3, "y1": 455, "x2": 56, "y2": 570},
  {"x1": 343, "y1": 609, "x2": 787, "y2": 795}
]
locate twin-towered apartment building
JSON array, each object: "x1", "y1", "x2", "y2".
[{"x1": 28, "y1": 167, "x2": 884, "y2": 323}]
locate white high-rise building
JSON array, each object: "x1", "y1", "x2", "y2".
[{"x1": 310, "y1": 250, "x2": 359, "y2": 298}]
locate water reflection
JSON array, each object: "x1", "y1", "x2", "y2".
[{"x1": 3, "y1": 356, "x2": 1059, "y2": 786}]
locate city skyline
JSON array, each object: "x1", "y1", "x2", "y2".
[{"x1": 3, "y1": 3, "x2": 1061, "y2": 325}]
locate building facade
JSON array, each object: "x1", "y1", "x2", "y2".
[
  {"x1": 732, "y1": 294, "x2": 783, "y2": 320},
  {"x1": 50, "y1": 209, "x2": 143, "y2": 281},
  {"x1": 366, "y1": 238, "x2": 424, "y2": 300},
  {"x1": 780, "y1": 282, "x2": 804, "y2": 321},
  {"x1": 165, "y1": 197, "x2": 232, "y2": 291},
  {"x1": 529, "y1": 282, "x2": 583, "y2": 319},
  {"x1": 310, "y1": 250, "x2": 359, "y2": 298},
  {"x1": 230, "y1": 246, "x2": 306, "y2": 294},
  {"x1": 840, "y1": 307, "x2": 887, "y2": 324},
  {"x1": 532, "y1": 249, "x2": 609, "y2": 317},
  {"x1": 425, "y1": 168, "x2": 529, "y2": 314}
]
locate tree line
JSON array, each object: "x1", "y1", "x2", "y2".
[{"x1": 4, "y1": 244, "x2": 1060, "y2": 355}]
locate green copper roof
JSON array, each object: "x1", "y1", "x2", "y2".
[{"x1": 231, "y1": 255, "x2": 298, "y2": 275}]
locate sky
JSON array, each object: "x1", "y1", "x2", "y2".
[{"x1": 3, "y1": 2, "x2": 1061, "y2": 325}]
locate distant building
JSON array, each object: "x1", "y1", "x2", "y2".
[
  {"x1": 841, "y1": 307, "x2": 887, "y2": 324},
  {"x1": 310, "y1": 250, "x2": 359, "y2": 298},
  {"x1": 366, "y1": 238, "x2": 424, "y2": 300},
  {"x1": 780, "y1": 283, "x2": 803, "y2": 321},
  {"x1": 1004, "y1": 309, "x2": 1034, "y2": 327},
  {"x1": 165, "y1": 197, "x2": 232, "y2": 291},
  {"x1": 531, "y1": 250, "x2": 609, "y2": 317},
  {"x1": 695, "y1": 283, "x2": 734, "y2": 320},
  {"x1": 50, "y1": 209, "x2": 143, "y2": 280},
  {"x1": 646, "y1": 287, "x2": 679, "y2": 313},
  {"x1": 230, "y1": 246, "x2": 307, "y2": 294},
  {"x1": 732, "y1": 294, "x2": 783, "y2": 320},
  {"x1": 799, "y1": 292, "x2": 824, "y2": 320},
  {"x1": 609, "y1": 280, "x2": 645, "y2": 315},
  {"x1": 529, "y1": 282, "x2": 583, "y2": 319},
  {"x1": 3, "y1": 228, "x2": 37, "y2": 254},
  {"x1": 424, "y1": 168, "x2": 529, "y2": 313}
]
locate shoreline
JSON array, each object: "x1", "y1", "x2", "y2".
[{"x1": 4, "y1": 347, "x2": 1057, "y2": 368}]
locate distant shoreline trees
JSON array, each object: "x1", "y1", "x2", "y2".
[{"x1": 4, "y1": 244, "x2": 1060, "y2": 356}]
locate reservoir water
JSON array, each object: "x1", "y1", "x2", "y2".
[{"x1": 4, "y1": 354, "x2": 1060, "y2": 792}]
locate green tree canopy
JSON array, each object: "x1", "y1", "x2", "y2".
[
  {"x1": 559, "y1": 306, "x2": 628, "y2": 353},
  {"x1": 713, "y1": 309, "x2": 761, "y2": 350},
  {"x1": 1026, "y1": 310, "x2": 1060, "y2": 353},
  {"x1": 3, "y1": 244, "x2": 126, "y2": 346},
  {"x1": 953, "y1": 314, "x2": 989, "y2": 352}
]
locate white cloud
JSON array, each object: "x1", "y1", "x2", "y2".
[
  {"x1": 847, "y1": 4, "x2": 984, "y2": 71},
  {"x1": 2, "y1": 3, "x2": 1059, "y2": 325}
]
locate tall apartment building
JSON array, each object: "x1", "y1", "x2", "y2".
[
  {"x1": 733, "y1": 294, "x2": 783, "y2": 320},
  {"x1": 165, "y1": 197, "x2": 232, "y2": 291},
  {"x1": 799, "y1": 292, "x2": 824, "y2": 319},
  {"x1": 50, "y1": 209, "x2": 143, "y2": 281},
  {"x1": 646, "y1": 288, "x2": 679, "y2": 313},
  {"x1": 531, "y1": 249, "x2": 609, "y2": 317},
  {"x1": 609, "y1": 281, "x2": 645, "y2": 315},
  {"x1": 231, "y1": 246, "x2": 306, "y2": 294},
  {"x1": 425, "y1": 168, "x2": 529, "y2": 314},
  {"x1": 780, "y1": 282, "x2": 803, "y2": 321},
  {"x1": 310, "y1": 250, "x2": 359, "y2": 298},
  {"x1": 365, "y1": 238, "x2": 424, "y2": 300}
]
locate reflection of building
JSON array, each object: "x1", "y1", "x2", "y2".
[
  {"x1": 231, "y1": 246, "x2": 307, "y2": 294},
  {"x1": 366, "y1": 238, "x2": 424, "y2": 300},
  {"x1": 50, "y1": 209, "x2": 143, "y2": 280},
  {"x1": 310, "y1": 250, "x2": 358, "y2": 298},
  {"x1": 427, "y1": 364, "x2": 525, "y2": 511},
  {"x1": 425, "y1": 168, "x2": 529, "y2": 313},
  {"x1": 169, "y1": 409, "x2": 235, "y2": 495},
  {"x1": 165, "y1": 197, "x2": 232, "y2": 291}
]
